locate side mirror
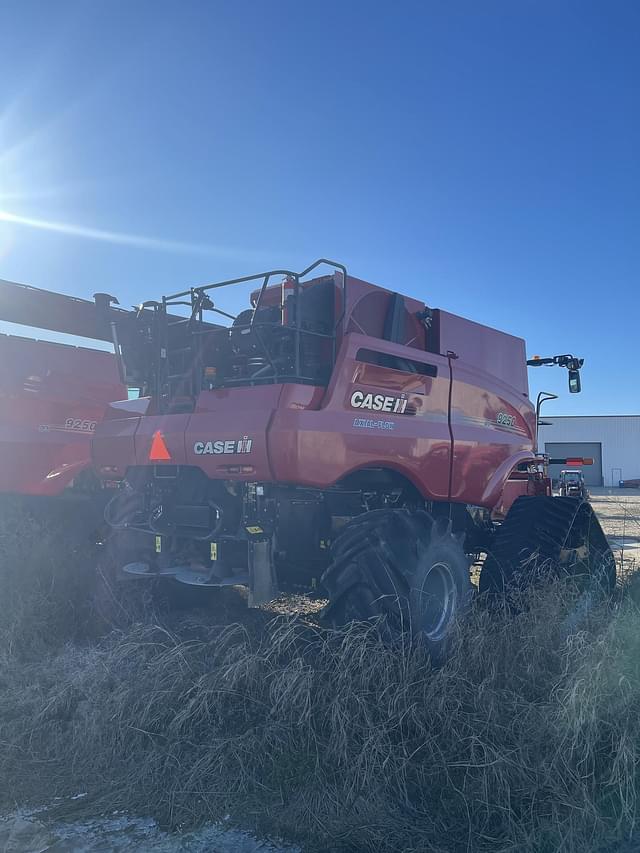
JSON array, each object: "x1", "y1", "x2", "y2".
[{"x1": 568, "y1": 369, "x2": 581, "y2": 393}]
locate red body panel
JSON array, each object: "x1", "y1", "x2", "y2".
[
  {"x1": 440, "y1": 311, "x2": 536, "y2": 506},
  {"x1": 93, "y1": 388, "x2": 283, "y2": 481},
  {"x1": 269, "y1": 335, "x2": 453, "y2": 497},
  {"x1": 343, "y1": 277, "x2": 427, "y2": 350},
  {"x1": 94, "y1": 274, "x2": 537, "y2": 512},
  {"x1": 266, "y1": 324, "x2": 535, "y2": 509},
  {"x1": 0, "y1": 334, "x2": 124, "y2": 495}
]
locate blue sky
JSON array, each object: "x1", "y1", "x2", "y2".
[{"x1": 1, "y1": 0, "x2": 638, "y2": 414}]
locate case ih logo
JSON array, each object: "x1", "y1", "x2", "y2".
[
  {"x1": 194, "y1": 437, "x2": 253, "y2": 455},
  {"x1": 350, "y1": 390, "x2": 408, "y2": 414}
]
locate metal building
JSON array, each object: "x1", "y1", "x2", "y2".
[{"x1": 537, "y1": 416, "x2": 640, "y2": 487}]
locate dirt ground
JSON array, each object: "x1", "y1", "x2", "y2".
[
  {"x1": 589, "y1": 488, "x2": 640, "y2": 580},
  {"x1": 0, "y1": 809, "x2": 299, "y2": 852}
]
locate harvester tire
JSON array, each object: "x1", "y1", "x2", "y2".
[
  {"x1": 479, "y1": 496, "x2": 615, "y2": 621},
  {"x1": 321, "y1": 509, "x2": 473, "y2": 660}
]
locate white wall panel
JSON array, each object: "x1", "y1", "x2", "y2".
[{"x1": 538, "y1": 417, "x2": 640, "y2": 487}]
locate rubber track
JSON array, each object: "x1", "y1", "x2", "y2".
[{"x1": 480, "y1": 496, "x2": 615, "y2": 594}]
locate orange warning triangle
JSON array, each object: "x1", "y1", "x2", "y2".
[{"x1": 149, "y1": 430, "x2": 171, "y2": 461}]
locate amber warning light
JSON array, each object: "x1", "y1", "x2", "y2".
[{"x1": 149, "y1": 431, "x2": 171, "y2": 461}]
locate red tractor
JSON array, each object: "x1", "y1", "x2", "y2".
[
  {"x1": 91, "y1": 260, "x2": 614, "y2": 656},
  {"x1": 558, "y1": 469, "x2": 588, "y2": 500}
]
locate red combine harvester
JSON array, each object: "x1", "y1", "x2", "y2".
[
  {"x1": 0, "y1": 279, "x2": 126, "y2": 518},
  {"x1": 92, "y1": 260, "x2": 615, "y2": 655}
]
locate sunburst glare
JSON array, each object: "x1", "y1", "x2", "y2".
[{"x1": 0, "y1": 209, "x2": 245, "y2": 257}]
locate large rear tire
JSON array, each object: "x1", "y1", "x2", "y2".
[{"x1": 321, "y1": 509, "x2": 473, "y2": 661}]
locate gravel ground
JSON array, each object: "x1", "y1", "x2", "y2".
[
  {"x1": 589, "y1": 488, "x2": 640, "y2": 579},
  {"x1": 0, "y1": 807, "x2": 299, "y2": 853}
]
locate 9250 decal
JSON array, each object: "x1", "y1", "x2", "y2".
[
  {"x1": 38, "y1": 418, "x2": 97, "y2": 433},
  {"x1": 496, "y1": 412, "x2": 516, "y2": 427}
]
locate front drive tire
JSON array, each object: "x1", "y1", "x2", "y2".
[{"x1": 321, "y1": 509, "x2": 473, "y2": 661}]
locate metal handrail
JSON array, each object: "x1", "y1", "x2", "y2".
[
  {"x1": 153, "y1": 261, "x2": 347, "y2": 406},
  {"x1": 163, "y1": 259, "x2": 347, "y2": 338}
]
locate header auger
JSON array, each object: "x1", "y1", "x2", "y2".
[{"x1": 0, "y1": 278, "x2": 125, "y2": 503}]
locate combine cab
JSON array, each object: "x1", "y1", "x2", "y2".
[{"x1": 92, "y1": 260, "x2": 615, "y2": 657}]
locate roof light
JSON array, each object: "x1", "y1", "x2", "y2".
[{"x1": 149, "y1": 431, "x2": 171, "y2": 461}]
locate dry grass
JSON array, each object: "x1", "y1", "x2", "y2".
[
  {"x1": 2, "y1": 510, "x2": 640, "y2": 851},
  {"x1": 0, "y1": 497, "x2": 105, "y2": 657},
  {"x1": 2, "y1": 594, "x2": 640, "y2": 850}
]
